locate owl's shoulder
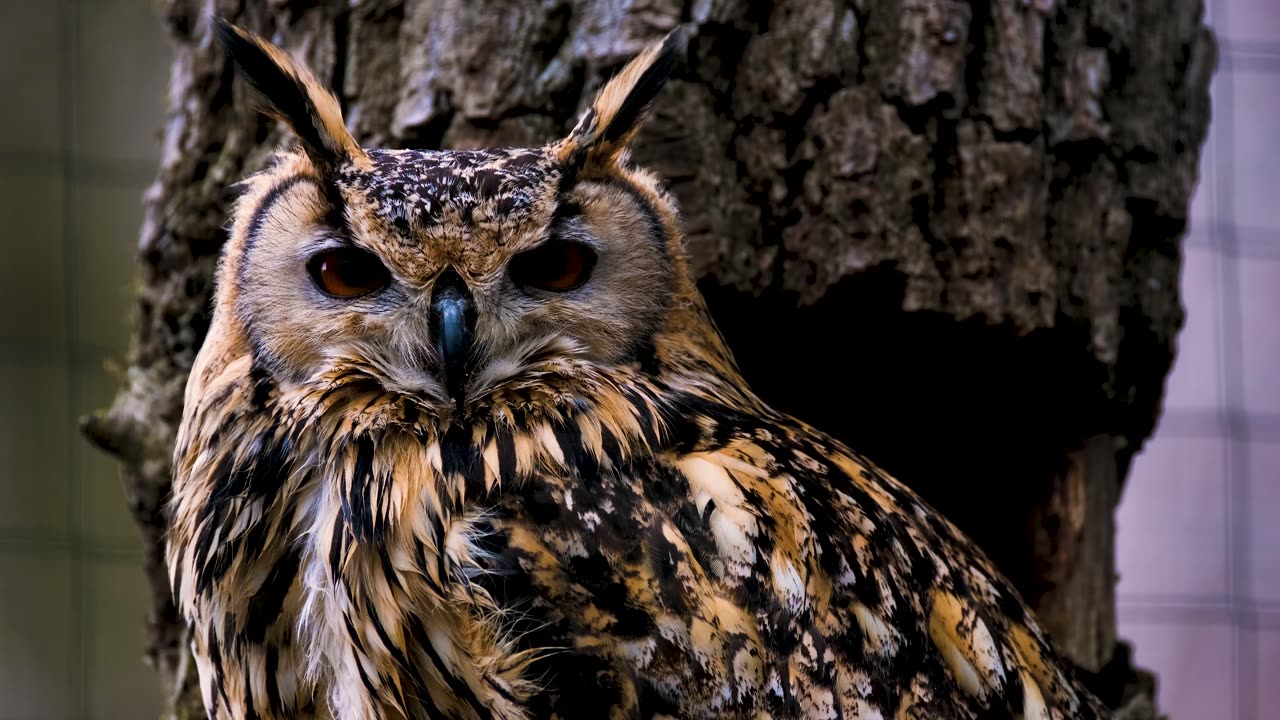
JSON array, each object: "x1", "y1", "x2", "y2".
[{"x1": 663, "y1": 403, "x2": 1107, "y2": 718}]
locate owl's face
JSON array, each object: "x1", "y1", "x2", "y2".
[
  {"x1": 237, "y1": 146, "x2": 673, "y2": 407},
  {"x1": 215, "y1": 24, "x2": 687, "y2": 413}
]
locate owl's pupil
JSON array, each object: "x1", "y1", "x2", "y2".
[
  {"x1": 511, "y1": 240, "x2": 596, "y2": 292},
  {"x1": 308, "y1": 248, "x2": 390, "y2": 298}
]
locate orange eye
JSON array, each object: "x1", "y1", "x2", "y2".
[
  {"x1": 510, "y1": 240, "x2": 596, "y2": 292},
  {"x1": 307, "y1": 247, "x2": 391, "y2": 298}
]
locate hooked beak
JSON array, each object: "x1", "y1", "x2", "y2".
[{"x1": 429, "y1": 270, "x2": 476, "y2": 407}]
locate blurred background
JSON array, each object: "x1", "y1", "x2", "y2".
[
  {"x1": 1114, "y1": 0, "x2": 1280, "y2": 716},
  {"x1": 0, "y1": 0, "x2": 1273, "y2": 718}
]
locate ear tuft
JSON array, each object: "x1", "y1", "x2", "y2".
[
  {"x1": 557, "y1": 27, "x2": 688, "y2": 165},
  {"x1": 213, "y1": 17, "x2": 364, "y2": 172}
]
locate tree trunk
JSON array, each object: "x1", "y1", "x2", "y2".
[{"x1": 81, "y1": 0, "x2": 1214, "y2": 717}]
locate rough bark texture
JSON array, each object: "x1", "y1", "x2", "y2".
[
  {"x1": 81, "y1": 0, "x2": 1214, "y2": 717},
  {"x1": 1031, "y1": 435, "x2": 1119, "y2": 673}
]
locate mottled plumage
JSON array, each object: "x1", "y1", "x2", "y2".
[{"x1": 167, "y1": 19, "x2": 1109, "y2": 720}]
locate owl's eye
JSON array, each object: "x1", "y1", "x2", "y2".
[
  {"x1": 306, "y1": 247, "x2": 391, "y2": 298},
  {"x1": 510, "y1": 239, "x2": 597, "y2": 292}
]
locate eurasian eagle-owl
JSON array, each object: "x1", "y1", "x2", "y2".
[{"x1": 166, "y1": 18, "x2": 1108, "y2": 720}]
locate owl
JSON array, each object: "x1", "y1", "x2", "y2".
[{"x1": 166, "y1": 18, "x2": 1109, "y2": 720}]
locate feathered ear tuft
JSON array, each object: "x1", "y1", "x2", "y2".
[
  {"x1": 213, "y1": 17, "x2": 364, "y2": 172},
  {"x1": 556, "y1": 27, "x2": 687, "y2": 167}
]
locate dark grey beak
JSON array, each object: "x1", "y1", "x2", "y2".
[{"x1": 429, "y1": 270, "x2": 475, "y2": 406}]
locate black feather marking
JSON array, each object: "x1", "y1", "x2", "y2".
[
  {"x1": 637, "y1": 674, "x2": 684, "y2": 718},
  {"x1": 632, "y1": 337, "x2": 662, "y2": 375},
  {"x1": 195, "y1": 517, "x2": 239, "y2": 596},
  {"x1": 434, "y1": 517, "x2": 449, "y2": 593},
  {"x1": 599, "y1": 423, "x2": 622, "y2": 469},
  {"x1": 626, "y1": 390, "x2": 661, "y2": 448},
  {"x1": 170, "y1": 554, "x2": 186, "y2": 606},
  {"x1": 401, "y1": 402, "x2": 419, "y2": 428},
  {"x1": 221, "y1": 612, "x2": 239, "y2": 654},
  {"x1": 329, "y1": 519, "x2": 347, "y2": 576},
  {"x1": 646, "y1": 519, "x2": 691, "y2": 616},
  {"x1": 600, "y1": 28, "x2": 687, "y2": 145},
  {"x1": 495, "y1": 424, "x2": 518, "y2": 486},
  {"x1": 530, "y1": 652, "x2": 626, "y2": 720},
  {"x1": 521, "y1": 482, "x2": 563, "y2": 526},
  {"x1": 379, "y1": 546, "x2": 404, "y2": 594},
  {"x1": 207, "y1": 629, "x2": 233, "y2": 711},
  {"x1": 567, "y1": 548, "x2": 656, "y2": 639},
  {"x1": 348, "y1": 644, "x2": 381, "y2": 708},
  {"x1": 243, "y1": 661, "x2": 261, "y2": 720},
  {"x1": 375, "y1": 468, "x2": 393, "y2": 538},
  {"x1": 486, "y1": 677, "x2": 521, "y2": 706},
  {"x1": 556, "y1": 149, "x2": 582, "y2": 191},
  {"x1": 362, "y1": 602, "x2": 422, "y2": 709},
  {"x1": 343, "y1": 613, "x2": 367, "y2": 653},
  {"x1": 242, "y1": 174, "x2": 313, "y2": 260},
  {"x1": 264, "y1": 645, "x2": 283, "y2": 713},
  {"x1": 548, "y1": 198, "x2": 583, "y2": 229},
  {"x1": 466, "y1": 439, "x2": 488, "y2": 496},
  {"x1": 242, "y1": 545, "x2": 301, "y2": 643},
  {"x1": 405, "y1": 615, "x2": 495, "y2": 720},
  {"x1": 249, "y1": 360, "x2": 275, "y2": 409},
  {"x1": 343, "y1": 436, "x2": 378, "y2": 540},
  {"x1": 412, "y1": 540, "x2": 445, "y2": 596},
  {"x1": 193, "y1": 428, "x2": 295, "y2": 592},
  {"x1": 244, "y1": 432, "x2": 292, "y2": 498},
  {"x1": 700, "y1": 498, "x2": 717, "y2": 528},
  {"x1": 192, "y1": 501, "x2": 229, "y2": 595},
  {"x1": 414, "y1": 540, "x2": 429, "y2": 574},
  {"x1": 603, "y1": 176, "x2": 668, "y2": 254},
  {"x1": 214, "y1": 17, "x2": 343, "y2": 167},
  {"x1": 441, "y1": 424, "x2": 481, "y2": 502},
  {"x1": 323, "y1": 179, "x2": 351, "y2": 238},
  {"x1": 553, "y1": 420, "x2": 594, "y2": 482},
  {"x1": 808, "y1": 630, "x2": 835, "y2": 683}
]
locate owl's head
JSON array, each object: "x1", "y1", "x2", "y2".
[{"x1": 209, "y1": 20, "x2": 715, "y2": 415}]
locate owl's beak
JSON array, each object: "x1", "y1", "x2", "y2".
[{"x1": 430, "y1": 270, "x2": 476, "y2": 407}]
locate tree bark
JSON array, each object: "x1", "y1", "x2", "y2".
[{"x1": 82, "y1": 0, "x2": 1214, "y2": 717}]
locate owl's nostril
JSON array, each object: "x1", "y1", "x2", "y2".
[{"x1": 429, "y1": 270, "x2": 475, "y2": 407}]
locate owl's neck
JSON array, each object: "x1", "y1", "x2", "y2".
[{"x1": 647, "y1": 281, "x2": 765, "y2": 416}]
